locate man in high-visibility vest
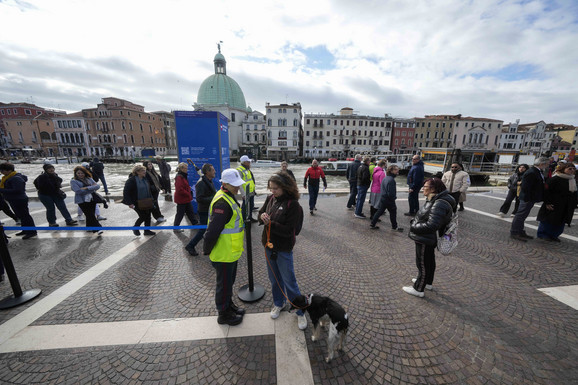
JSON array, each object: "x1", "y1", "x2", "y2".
[
  {"x1": 203, "y1": 168, "x2": 246, "y2": 326},
  {"x1": 237, "y1": 155, "x2": 257, "y2": 222}
]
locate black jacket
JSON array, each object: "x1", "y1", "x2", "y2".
[
  {"x1": 346, "y1": 160, "x2": 361, "y2": 182},
  {"x1": 357, "y1": 163, "x2": 371, "y2": 187},
  {"x1": 537, "y1": 175, "x2": 576, "y2": 226},
  {"x1": 409, "y1": 190, "x2": 456, "y2": 246},
  {"x1": 519, "y1": 166, "x2": 545, "y2": 203},
  {"x1": 258, "y1": 193, "x2": 302, "y2": 252},
  {"x1": 34, "y1": 172, "x2": 63, "y2": 196},
  {"x1": 195, "y1": 175, "x2": 217, "y2": 213},
  {"x1": 121, "y1": 175, "x2": 154, "y2": 207}
]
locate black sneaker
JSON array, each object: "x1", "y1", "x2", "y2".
[
  {"x1": 185, "y1": 246, "x2": 198, "y2": 256},
  {"x1": 520, "y1": 232, "x2": 534, "y2": 239},
  {"x1": 370, "y1": 225, "x2": 379, "y2": 230},
  {"x1": 15, "y1": 231, "x2": 25, "y2": 236},
  {"x1": 22, "y1": 233, "x2": 37, "y2": 240},
  {"x1": 217, "y1": 310, "x2": 243, "y2": 326},
  {"x1": 143, "y1": 230, "x2": 156, "y2": 236},
  {"x1": 404, "y1": 212, "x2": 415, "y2": 216},
  {"x1": 229, "y1": 302, "x2": 246, "y2": 316},
  {"x1": 510, "y1": 234, "x2": 528, "y2": 242},
  {"x1": 133, "y1": 230, "x2": 141, "y2": 236},
  {"x1": 391, "y1": 227, "x2": 404, "y2": 232},
  {"x1": 49, "y1": 223, "x2": 59, "y2": 227},
  {"x1": 66, "y1": 220, "x2": 78, "y2": 225}
]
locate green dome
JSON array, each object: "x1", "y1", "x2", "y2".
[{"x1": 197, "y1": 74, "x2": 247, "y2": 110}]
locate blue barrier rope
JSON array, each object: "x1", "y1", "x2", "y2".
[{"x1": 3, "y1": 226, "x2": 208, "y2": 231}]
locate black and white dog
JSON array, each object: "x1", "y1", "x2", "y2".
[{"x1": 291, "y1": 294, "x2": 349, "y2": 363}]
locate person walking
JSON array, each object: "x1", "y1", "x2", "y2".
[
  {"x1": 442, "y1": 163, "x2": 470, "y2": 212},
  {"x1": 33, "y1": 164, "x2": 78, "y2": 227},
  {"x1": 345, "y1": 154, "x2": 362, "y2": 210},
  {"x1": 303, "y1": 159, "x2": 327, "y2": 215},
  {"x1": 403, "y1": 177, "x2": 456, "y2": 298},
  {"x1": 173, "y1": 162, "x2": 198, "y2": 233},
  {"x1": 280, "y1": 161, "x2": 296, "y2": 181},
  {"x1": 122, "y1": 165, "x2": 156, "y2": 236},
  {"x1": 0, "y1": 192, "x2": 19, "y2": 225},
  {"x1": 405, "y1": 155, "x2": 425, "y2": 216},
  {"x1": 510, "y1": 157, "x2": 550, "y2": 242},
  {"x1": 203, "y1": 168, "x2": 246, "y2": 326},
  {"x1": 536, "y1": 163, "x2": 576, "y2": 242},
  {"x1": 354, "y1": 157, "x2": 371, "y2": 218},
  {"x1": 259, "y1": 171, "x2": 307, "y2": 330},
  {"x1": 497, "y1": 164, "x2": 529, "y2": 217},
  {"x1": 70, "y1": 166, "x2": 103, "y2": 236},
  {"x1": 370, "y1": 165, "x2": 404, "y2": 232},
  {"x1": 143, "y1": 160, "x2": 166, "y2": 223},
  {"x1": 0, "y1": 163, "x2": 37, "y2": 239},
  {"x1": 185, "y1": 163, "x2": 216, "y2": 256},
  {"x1": 369, "y1": 159, "x2": 386, "y2": 220},
  {"x1": 237, "y1": 155, "x2": 257, "y2": 222},
  {"x1": 90, "y1": 157, "x2": 109, "y2": 195},
  {"x1": 76, "y1": 162, "x2": 106, "y2": 221},
  {"x1": 155, "y1": 155, "x2": 172, "y2": 194}
]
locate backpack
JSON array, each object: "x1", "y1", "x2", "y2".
[
  {"x1": 287, "y1": 199, "x2": 304, "y2": 236},
  {"x1": 436, "y1": 200, "x2": 458, "y2": 255}
]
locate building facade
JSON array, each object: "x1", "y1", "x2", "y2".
[
  {"x1": 240, "y1": 110, "x2": 267, "y2": 159},
  {"x1": 390, "y1": 118, "x2": 416, "y2": 154},
  {"x1": 53, "y1": 112, "x2": 90, "y2": 157},
  {"x1": 265, "y1": 103, "x2": 302, "y2": 160},
  {"x1": 152, "y1": 111, "x2": 177, "y2": 155}
]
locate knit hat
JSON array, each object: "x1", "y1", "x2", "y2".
[{"x1": 43, "y1": 164, "x2": 55, "y2": 171}]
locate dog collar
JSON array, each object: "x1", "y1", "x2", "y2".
[{"x1": 307, "y1": 293, "x2": 313, "y2": 306}]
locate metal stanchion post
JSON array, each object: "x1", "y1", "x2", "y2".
[
  {"x1": 0, "y1": 226, "x2": 42, "y2": 309},
  {"x1": 238, "y1": 184, "x2": 264, "y2": 302}
]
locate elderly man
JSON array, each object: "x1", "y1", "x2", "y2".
[
  {"x1": 441, "y1": 163, "x2": 470, "y2": 212},
  {"x1": 236, "y1": 155, "x2": 257, "y2": 222},
  {"x1": 346, "y1": 154, "x2": 362, "y2": 209},
  {"x1": 304, "y1": 159, "x2": 327, "y2": 215},
  {"x1": 405, "y1": 155, "x2": 425, "y2": 216},
  {"x1": 510, "y1": 157, "x2": 550, "y2": 242},
  {"x1": 354, "y1": 157, "x2": 371, "y2": 218}
]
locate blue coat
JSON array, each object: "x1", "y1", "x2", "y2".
[
  {"x1": 407, "y1": 160, "x2": 424, "y2": 190},
  {"x1": 0, "y1": 173, "x2": 28, "y2": 201},
  {"x1": 70, "y1": 178, "x2": 100, "y2": 204}
]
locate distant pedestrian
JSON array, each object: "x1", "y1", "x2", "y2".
[
  {"x1": 185, "y1": 163, "x2": 216, "y2": 256},
  {"x1": 122, "y1": 165, "x2": 156, "y2": 236},
  {"x1": 203, "y1": 168, "x2": 246, "y2": 326},
  {"x1": 345, "y1": 154, "x2": 362, "y2": 210},
  {"x1": 173, "y1": 162, "x2": 198, "y2": 233},
  {"x1": 510, "y1": 157, "x2": 550, "y2": 242},
  {"x1": 237, "y1": 155, "x2": 257, "y2": 222},
  {"x1": 369, "y1": 159, "x2": 386, "y2": 219},
  {"x1": 143, "y1": 161, "x2": 166, "y2": 223},
  {"x1": 536, "y1": 163, "x2": 576, "y2": 242},
  {"x1": 442, "y1": 163, "x2": 470, "y2": 212},
  {"x1": 155, "y1": 155, "x2": 172, "y2": 194},
  {"x1": 369, "y1": 157, "x2": 377, "y2": 180},
  {"x1": 33, "y1": 164, "x2": 78, "y2": 227},
  {"x1": 404, "y1": 178, "x2": 456, "y2": 298},
  {"x1": 280, "y1": 161, "x2": 296, "y2": 181},
  {"x1": 370, "y1": 165, "x2": 404, "y2": 232},
  {"x1": 497, "y1": 164, "x2": 529, "y2": 217},
  {"x1": 303, "y1": 159, "x2": 327, "y2": 215},
  {"x1": 0, "y1": 163, "x2": 37, "y2": 239},
  {"x1": 90, "y1": 157, "x2": 109, "y2": 195},
  {"x1": 405, "y1": 155, "x2": 425, "y2": 216},
  {"x1": 354, "y1": 157, "x2": 371, "y2": 218},
  {"x1": 70, "y1": 166, "x2": 103, "y2": 236}
]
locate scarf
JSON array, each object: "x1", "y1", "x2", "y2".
[
  {"x1": 0, "y1": 171, "x2": 18, "y2": 188},
  {"x1": 554, "y1": 172, "x2": 577, "y2": 192}
]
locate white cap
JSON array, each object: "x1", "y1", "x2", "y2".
[
  {"x1": 240, "y1": 155, "x2": 252, "y2": 163},
  {"x1": 220, "y1": 168, "x2": 245, "y2": 186},
  {"x1": 81, "y1": 162, "x2": 90, "y2": 168}
]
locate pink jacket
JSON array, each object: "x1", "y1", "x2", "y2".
[{"x1": 370, "y1": 166, "x2": 385, "y2": 193}]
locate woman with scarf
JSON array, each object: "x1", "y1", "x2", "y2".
[
  {"x1": 122, "y1": 165, "x2": 156, "y2": 236},
  {"x1": 0, "y1": 163, "x2": 37, "y2": 239},
  {"x1": 258, "y1": 171, "x2": 307, "y2": 331},
  {"x1": 173, "y1": 162, "x2": 198, "y2": 233},
  {"x1": 143, "y1": 160, "x2": 166, "y2": 223},
  {"x1": 34, "y1": 164, "x2": 78, "y2": 227},
  {"x1": 536, "y1": 162, "x2": 577, "y2": 242},
  {"x1": 70, "y1": 166, "x2": 103, "y2": 236}
]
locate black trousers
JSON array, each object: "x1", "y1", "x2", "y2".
[
  {"x1": 0, "y1": 199, "x2": 18, "y2": 221},
  {"x1": 174, "y1": 202, "x2": 197, "y2": 226},
  {"x1": 78, "y1": 202, "x2": 101, "y2": 230},
  {"x1": 9, "y1": 199, "x2": 36, "y2": 235},
  {"x1": 449, "y1": 192, "x2": 462, "y2": 212},
  {"x1": 212, "y1": 260, "x2": 238, "y2": 312},
  {"x1": 133, "y1": 207, "x2": 152, "y2": 227},
  {"x1": 499, "y1": 189, "x2": 520, "y2": 215},
  {"x1": 413, "y1": 242, "x2": 436, "y2": 292},
  {"x1": 371, "y1": 200, "x2": 398, "y2": 229}
]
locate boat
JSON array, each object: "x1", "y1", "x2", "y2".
[
  {"x1": 31, "y1": 157, "x2": 76, "y2": 164},
  {"x1": 245, "y1": 160, "x2": 282, "y2": 168},
  {"x1": 319, "y1": 160, "x2": 350, "y2": 176}
]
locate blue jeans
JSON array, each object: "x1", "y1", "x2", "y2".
[
  {"x1": 510, "y1": 200, "x2": 535, "y2": 235},
  {"x1": 537, "y1": 221, "x2": 564, "y2": 239},
  {"x1": 308, "y1": 184, "x2": 319, "y2": 211},
  {"x1": 346, "y1": 180, "x2": 357, "y2": 208},
  {"x1": 355, "y1": 185, "x2": 369, "y2": 215},
  {"x1": 408, "y1": 189, "x2": 420, "y2": 214},
  {"x1": 96, "y1": 173, "x2": 108, "y2": 193},
  {"x1": 187, "y1": 211, "x2": 208, "y2": 249},
  {"x1": 265, "y1": 248, "x2": 303, "y2": 316},
  {"x1": 38, "y1": 193, "x2": 73, "y2": 224}
]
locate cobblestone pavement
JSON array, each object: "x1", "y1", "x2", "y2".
[{"x1": 0, "y1": 190, "x2": 576, "y2": 384}]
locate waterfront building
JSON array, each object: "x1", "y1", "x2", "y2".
[
  {"x1": 303, "y1": 107, "x2": 393, "y2": 160},
  {"x1": 390, "y1": 118, "x2": 416, "y2": 154},
  {"x1": 152, "y1": 111, "x2": 177, "y2": 155},
  {"x1": 53, "y1": 112, "x2": 90, "y2": 157},
  {"x1": 194, "y1": 46, "x2": 251, "y2": 156},
  {"x1": 240, "y1": 109, "x2": 267, "y2": 159},
  {"x1": 265, "y1": 103, "x2": 302, "y2": 160},
  {"x1": 414, "y1": 115, "x2": 459, "y2": 149},
  {"x1": 499, "y1": 120, "x2": 526, "y2": 151},
  {"x1": 81, "y1": 97, "x2": 166, "y2": 158}
]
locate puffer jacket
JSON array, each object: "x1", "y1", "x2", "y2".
[
  {"x1": 409, "y1": 190, "x2": 456, "y2": 246},
  {"x1": 370, "y1": 166, "x2": 385, "y2": 193}
]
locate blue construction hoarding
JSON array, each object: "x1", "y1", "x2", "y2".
[{"x1": 174, "y1": 111, "x2": 230, "y2": 210}]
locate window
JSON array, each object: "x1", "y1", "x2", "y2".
[
  {"x1": 129, "y1": 122, "x2": 133, "y2": 130},
  {"x1": 0, "y1": 110, "x2": 4, "y2": 115},
  {"x1": 231, "y1": 113, "x2": 236, "y2": 122},
  {"x1": 267, "y1": 109, "x2": 271, "y2": 113},
  {"x1": 13, "y1": 108, "x2": 17, "y2": 114},
  {"x1": 25, "y1": 109, "x2": 31, "y2": 115}
]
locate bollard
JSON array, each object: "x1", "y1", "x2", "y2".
[
  {"x1": 238, "y1": 185, "x2": 264, "y2": 302},
  {"x1": 0, "y1": 226, "x2": 42, "y2": 309}
]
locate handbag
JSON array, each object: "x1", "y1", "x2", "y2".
[
  {"x1": 91, "y1": 192, "x2": 109, "y2": 208},
  {"x1": 57, "y1": 190, "x2": 67, "y2": 199},
  {"x1": 137, "y1": 197, "x2": 154, "y2": 210},
  {"x1": 437, "y1": 212, "x2": 458, "y2": 255}
]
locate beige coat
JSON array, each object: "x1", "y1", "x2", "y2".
[{"x1": 442, "y1": 170, "x2": 470, "y2": 202}]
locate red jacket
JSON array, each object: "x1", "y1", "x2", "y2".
[
  {"x1": 304, "y1": 166, "x2": 327, "y2": 188},
  {"x1": 174, "y1": 172, "x2": 192, "y2": 204}
]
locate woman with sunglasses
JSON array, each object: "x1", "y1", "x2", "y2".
[{"x1": 404, "y1": 177, "x2": 456, "y2": 298}]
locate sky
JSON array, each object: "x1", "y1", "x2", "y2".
[{"x1": 1, "y1": 0, "x2": 577, "y2": 125}]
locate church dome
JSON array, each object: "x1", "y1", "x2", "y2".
[{"x1": 196, "y1": 49, "x2": 247, "y2": 111}]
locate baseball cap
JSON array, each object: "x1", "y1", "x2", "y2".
[
  {"x1": 240, "y1": 155, "x2": 252, "y2": 163},
  {"x1": 220, "y1": 168, "x2": 245, "y2": 186}
]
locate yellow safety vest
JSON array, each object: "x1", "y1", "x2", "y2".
[
  {"x1": 236, "y1": 165, "x2": 255, "y2": 194},
  {"x1": 208, "y1": 190, "x2": 245, "y2": 263}
]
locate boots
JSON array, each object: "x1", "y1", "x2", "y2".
[
  {"x1": 217, "y1": 309, "x2": 243, "y2": 326},
  {"x1": 229, "y1": 301, "x2": 246, "y2": 316}
]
